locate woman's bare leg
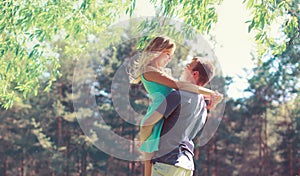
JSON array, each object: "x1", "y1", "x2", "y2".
[{"x1": 144, "y1": 152, "x2": 154, "y2": 176}]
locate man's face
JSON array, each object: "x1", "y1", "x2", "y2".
[{"x1": 179, "y1": 58, "x2": 198, "y2": 83}]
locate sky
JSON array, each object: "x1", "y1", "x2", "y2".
[
  {"x1": 120, "y1": 0, "x2": 256, "y2": 99},
  {"x1": 213, "y1": 0, "x2": 255, "y2": 98}
]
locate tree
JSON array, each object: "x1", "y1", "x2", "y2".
[
  {"x1": 1, "y1": 0, "x2": 298, "y2": 109},
  {"x1": 0, "y1": 0, "x2": 130, "y2": 109},
  {"x1": 226, "y1": 0, "x2": 300, "y2": 173}
]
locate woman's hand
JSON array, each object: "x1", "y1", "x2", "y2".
[
  {"x1": 205, "y1": 91, "x2": 223, "y2": 111},
  {"x1": 210, "y1": 91, "x2": 223, "y2": 110},
  {"x1": 135, "y1": 134, "x2": 143, "y2": 149}
]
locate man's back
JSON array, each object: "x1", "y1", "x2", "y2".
[{"x1": 152, "y1": 90, "x2": 207, "y2": 170}]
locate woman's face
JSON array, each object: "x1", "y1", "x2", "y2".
[{"x1": 152, "y1": 48, "x2": 175, "y2": 68}]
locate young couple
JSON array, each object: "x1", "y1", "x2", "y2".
[{"x1": 130, "y1": 36, "x2": 223, "y2": 176}]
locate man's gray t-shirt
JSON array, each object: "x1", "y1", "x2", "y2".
[{"x1": 151, "y1": 90, "x2": 207, "y2": 170}]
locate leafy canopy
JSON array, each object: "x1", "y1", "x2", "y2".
[{"x1": 0, "y1": 0, "x2": 298, "y2": 109}]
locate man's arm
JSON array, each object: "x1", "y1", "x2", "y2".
[{"x1": 140, "y1": 111, "x2": 164, "y2": 144}]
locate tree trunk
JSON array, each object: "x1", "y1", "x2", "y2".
[
  {"x1": 289, "y1": 142, "x2": 293, "y2": 176},
  {"x1": 129, "y1": 129, "x2": 136, "y2": 176},
  {"x1": 206, "y1": 147, "x2": 210, "y2": 176},
  {"x1": 20, "y1": 156, "x2": 25, "y2": 176},
  {"x1": 264, "y1": 110, "x2": 269, "y2": 176},
  {"x1": 213, "y1": 141, "x2": 218, "y2": 176},
  {"x1": 258, "y1": 115, "x2": 263, "y2": 175},
  {"x1": 298, "y1": 158, "x2": 300, "y2": 175},
  {"x1": 128, "y1": 104, "x2": 136, "y2": 176},
  {"x1": 80, "y1": 145, "x2": 87, "y2": 176},
  {"x1": 5, "y1": 158, "x2": 8, "y2": 176},
  {"x1": 66, "y1": 140, "x2": 70, "y2": 176},
  {"x1": 57, "y1": 117, "x2": 62, "y2": 147},
  {"x1": 105, "y1": 156, "x2": 113, "y2": 176},
  {"x1": 57, "y1": 82, "x2": 63, "y2": 149}
]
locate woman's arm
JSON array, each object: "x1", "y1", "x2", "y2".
[{"x1": 143, "y1": 69, "x2": 214, "y2": 95}]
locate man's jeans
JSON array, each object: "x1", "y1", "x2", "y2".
[{"x1": 152, "y1": 162, "x2": 193, "y2": 176}]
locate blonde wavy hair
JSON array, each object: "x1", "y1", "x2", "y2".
[{"x1": 130, "y1": 36, "x2": 176, "y2": 84}]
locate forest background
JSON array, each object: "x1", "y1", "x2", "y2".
[{"x1": 0, "y1": 0, "x2": 299, "y2": 175}]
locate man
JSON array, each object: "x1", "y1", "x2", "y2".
[{"x1": 140, "y1": 57, "x2": 222, "y2": 176}]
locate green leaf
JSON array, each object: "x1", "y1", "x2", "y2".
[
  {"x1": 15, "y1": 45, "x2": 19, "y2": 55},
  {"x1": 6, "y1": 62, "x2": 11, "y2": 73},
  {"x1": 248, "y1": 20, "x2": 255, "y2": 33},
  {"x1": 125, "y1": 7, "x2": 129, "y2": 14},
  {"x1": 0, "y1": 23, "x2": 6, "y2": 33},
  {"x1": 28, "y1": 50, "x2": 35, "y2": 58},
  {"x1": 33, "y1": 44, "x2": 40, "y2": 49},
  {"x1": 246, "y1": 0, "x2": 255, "y2": 9},
  {"x1": 80, "y1": 0, "x2": 87, "y2": 10},
  {"x1": 132, "y1": 0, "x2": 136, "y2": 11}
]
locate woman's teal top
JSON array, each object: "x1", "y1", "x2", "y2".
[{"x1": 139, "y1": 74, "x2": 173, "y2": 152}]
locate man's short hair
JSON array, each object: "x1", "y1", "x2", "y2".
[{"x1": 191, "y1": 57, "x2": 214, "y2": 86}]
